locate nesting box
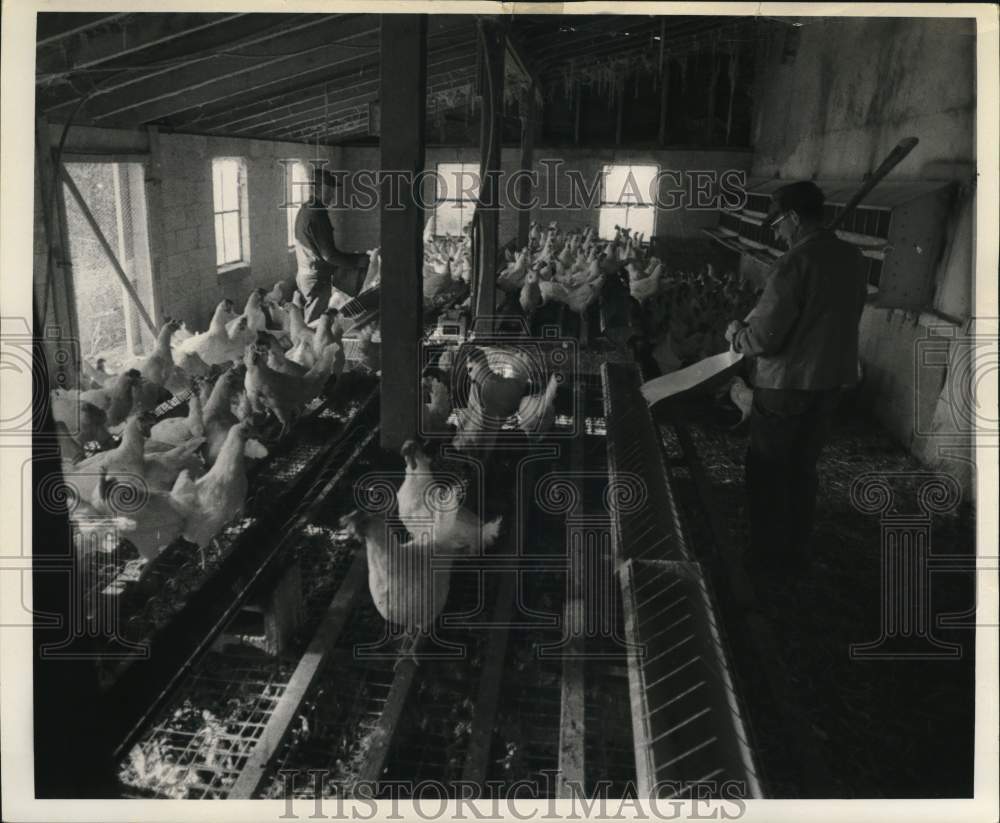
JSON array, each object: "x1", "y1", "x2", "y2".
[{"x1": 704, "y1": 178, "x2": 956, "y2": 310}]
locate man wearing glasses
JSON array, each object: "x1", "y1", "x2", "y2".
[{"x1": 724, "y1": 181, "x2": 867, "y2": 573}]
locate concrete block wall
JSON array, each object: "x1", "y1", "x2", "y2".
[
  {"x1": 747, "y1": 17, "x2": 978, "y2": 501},
  {"x1": 154, "y1": 134, "x2": 337, "y2": 331}
]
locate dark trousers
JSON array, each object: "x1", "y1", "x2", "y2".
[{"x1": 745, "y1": 387, "x2": 839, "y2": 567}]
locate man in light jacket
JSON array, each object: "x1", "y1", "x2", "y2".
[{"x1": 291, "y1": 168, "x2": 368, "y2": 324}]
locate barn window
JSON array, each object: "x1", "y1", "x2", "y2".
[
  {"x1": 598, "y1": 163, "x2": 658, "y2": 240},
  {"x1": 286, "y1": 161, "x2": 311, "y2": 247},
  {"x1": 212, "y1": 157, "x2": 249, "y2": 267},
  {"x1": 433, "y1": 162, "x2": 479, "y2": 237}
]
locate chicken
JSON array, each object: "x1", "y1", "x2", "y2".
[
  {"x1": 80, "y1": 357, "x2": 112, "y2": 389},
  {"x1": 149, "y1": 391, "x2": 204, "y2": 445},
  {"x1": 223, "y1": 315, "x2": 257, "y2": 364},
  {"x1": 243, "y1": 342, "x2": 338, "y2": 436},
  {"x1": 226, "y1": 289, "x2": 268, "y2": 336},
  {"x1": 422, "y1": 373, "x2": 452, "y2": 435},
  {"x1": 727, "y1": 376, "x2": 753, "y2": 425},
  {"x1": 340, "y1": 508, "x2": 459, "y2": 632},
  {"x1": 200, "y1": 367, "x2": 243, "y2": 467},
  {"x1": 284, "y1": 335, "x2": 316, "y2": 370},
  {"x1": 263, "y1": 333, "x2": 308, "y2": 377},
  {"x1": 629, "y1": 262, "x2": 663, "y2": 303},
  {"x1": 451, "y1": 379, "x2": 497, "y2": 453},
  {"x1": 286, "y1": 303, "x2": 314, "y2": 348},
  {"x1": 516, "y1": 373, "x2": 559, "y2": 442},
  {"x1": 74, "y1": 368, "x2": 160, "y2": 428},
  {"x1": 95, "y1": 469, "x2": 186, "y2": 566},
  {"x1": 50, "y1": 393, "x2": 113, "y2": 455},
  {"x1": 519, "y1": 269, "x2": 543, "y2": 315},
  {"x1": 355, "y1": 323, "x2": 380, "y2": 374},
  {"x1": 498, "y1": 247, "x2": 530, "y2": 291},
  {"x1": 144, "y1": 435, "x2": 206, "y2": 491},
  {"x1": 62, "y1": 414, "x2": 150, "y2": 511},
  {"x1": 170, "y1": 421, "x2": 266, "y2": 562},
  {"x1": 361, "y1": 248, "x2": 381, "y2": 291},
  {"x1": 122, "y1": 318, "x2": 182, "y2": 389},
  {"x1": 396, "y1": 440, "x2": 502, "y2": 551},
  {"x1": 173, "y1": 299, "x2": 239, "y2": 367}
]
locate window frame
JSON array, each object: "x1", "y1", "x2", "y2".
[
  {"x1": 432, "y1": 161, "x2": 480, "y2": 238},
  {"x1": 286, "y1": 160, "x2": 312, "y2": 249},
  {"x1": 598, "y1": 162, "x2": 659, "y2": 241},
  {"x1": 212, "y1": 157, "x2": 251, "y2": 269}
]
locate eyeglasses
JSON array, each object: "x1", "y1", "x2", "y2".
[{"x1": 770, "y1": 211, "x2": 789, "y2": 228}]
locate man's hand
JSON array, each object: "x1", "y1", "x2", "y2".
[{"x1": 725, "y1": 320, "x2": 746, "y2": 344}]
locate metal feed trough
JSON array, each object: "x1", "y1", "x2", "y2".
[{"x1": 602, "y1": 362, "x2": 762, "y2": 799}]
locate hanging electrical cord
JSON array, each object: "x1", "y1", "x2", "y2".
[{"x1": 470, "y1": 17, "x2": 499, "y2": 307}]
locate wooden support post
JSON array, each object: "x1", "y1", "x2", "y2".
[
  {"x1": 658, "y1": 20, "x2": 670, "y2": 146},
  {"x1": 706, "y1": 47, "x2": 720, "y2": 147},
  {"x1": 615, "y1": 74, "x2": 625, "y2": 147},
  {"x1": 573, "y1": 80, "x2": 582, "y2": 146},
  {"x1": 516, "y1": 81, "x2": 536, "y2": 251},
  {"x1": 34, "y1": 116, "x2": 79, "y2": 388},
  {"x1": 379, "y1": 14, "x2": 426, "y2": 452},
  {"x1": 145, "y1": 126, "x2": 168, "y2": 326},
  {"x1": 472, "y1": 18, "x2": 505, "y2": 334},
  {"x1": 60, "y1": 166, "x2": 157, "y2": 334}
]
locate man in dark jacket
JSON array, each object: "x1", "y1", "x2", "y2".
[
  {"x1": 725, "y1": 181, "x2": 867, "y2": 572},
  {"x1": 290, "y1": 168, "x2": 368, "y2": 324}
]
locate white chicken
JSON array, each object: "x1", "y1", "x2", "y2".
[
  {"x1": 226, "y1": 289, "x2": 269, "y2": 335},
  {"x1": 80, "y1": 357, "x2": 112, "y2": 389},
  {"x1": 422, "y1": 372, "x2": 452, "y2": 435},
  {"x1": 144, "y1": 435, "x2": 206, "y2": 491},
  {"x1": 95, "y1": 468, "x2": 186, "y2": 567},
  {"x1": 170, "y1": 420, "x2": 264, "y2": 564},
  {"x1": 122, "y1": 318, "x2": 182, "y2": 390},
  {"x1": 396, "y1": 440, "x2": 502, "y2": 551},
  {"x1": 149, "y1": 391, "x2": 204, "y2": 445},
  {"x1": 62, "y1": 414, "x2": 150, "y2": 511},
  {"x1": 629, "y1": 262, "x2": 664, "y2": 303},
  {"x1": 173, "y1": 299, "x2": 239, "y2": 367},
  {"x1": 339, "y1": 508, "x2": 454, "y2": 632},
  {"x1": 727, "y1": 376, "x2": 754, "y2": 426},
  {"x1": 198, "y1": 368, "x2": 242, "y2": 462},
  {"x1": 243, "y1": 341, "x2": 340, "y2": 436}
]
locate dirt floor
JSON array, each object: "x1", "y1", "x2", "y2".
[{"x1": 662, "y1": 399, "x2": 977, "y2": 799}]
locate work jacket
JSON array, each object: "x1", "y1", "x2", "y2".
[
  {"x1": 293, "y1": 198, "x2": 350, "y2": 298},
  {"x1": 732, "y1": 229, "x2": 867, "y2": 390}
]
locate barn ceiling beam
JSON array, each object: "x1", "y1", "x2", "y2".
[
  {"x1": 535, "y1": 19, "x2": 719, "y2": 68},
  {"x1": 36, "y1": 13, "x2": 131, "y2": 47},
  {"x1": 529, "y1": 18, "x2": 661, "y2": 63},
  {"x1": 239, "y1": 73, "x2": 475, "y2": 141},
  {"x1": 36, "y1": 13, "x2": 243, "y2": 79},
  {"x1": 182, "y1": 47, "x2": 475, "y2": 133},
  {"x1": 39, "y1": 14, "x2": 354, "y2": 119}
]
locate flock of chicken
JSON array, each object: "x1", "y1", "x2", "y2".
[
  {"x1": 422, "y1": 225, "x2": 473, "y2": 312},
  {"x1": 51, "y1": 285, "x2": 363, "y2": 571},
  {"x1": 51, "y1": 215, "x2": 763, "y2": 620},
  {"x1": 495, "y1": 222, "x2": 639, "y2": 323}
]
